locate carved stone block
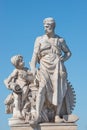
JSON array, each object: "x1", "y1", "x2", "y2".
[{"x1": 10, "y1": 122, "x2": 77, "y2": 130}]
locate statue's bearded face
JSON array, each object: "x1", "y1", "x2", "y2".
[{"x1": 44, "y1": 22, "x2": 54, "y2": 34}]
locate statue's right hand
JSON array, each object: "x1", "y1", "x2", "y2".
[
  {"x1": 29, "y1": 62, "x2": 36, "y2": 76},
  {"x1": 31, "y1": 68, "x2": 36, "y2": 76}
]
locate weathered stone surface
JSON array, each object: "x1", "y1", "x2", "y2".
[
  {"x1": 4, "y1": 17, "x2": 78, "y2": 128},
  {"x1": 10, "y1": 123, "x2": 77, "y2": 130}
]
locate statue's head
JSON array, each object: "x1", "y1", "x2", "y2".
[
  {"x1": 11, "y1": 55, "x2": 24, "y2": 69},
  {"x1": 43, "y1": 17, "x2": 56, "y2": 31}
]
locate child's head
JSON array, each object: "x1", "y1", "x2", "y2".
[{"x1": 11, "y1": 55, "x2": 24, "y2": 69}]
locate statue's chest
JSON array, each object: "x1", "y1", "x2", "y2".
[
  {"x1": 40, "y1": 38, "x2": 61, "y2": 52},
  {"x1": 18, "y1": 70, "x2": 28, "y2": 79}
]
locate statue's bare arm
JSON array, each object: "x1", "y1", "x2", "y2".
[
  {"x1": 59, "y1": 38, "x2": 72, "y2": 62},
  {"x1": 30, "y1": 37, "x2": 41, "y2": 75},
  {"x1": 4, "y1": 69, "x2": 18, "y2": 89}
]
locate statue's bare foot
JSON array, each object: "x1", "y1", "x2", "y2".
[
  {"x1": 63, "y1": 114, "x2": 79, "y2": 123},
  {"x1": 55, "y1": 115, "x2": 64, "y2": 123}
]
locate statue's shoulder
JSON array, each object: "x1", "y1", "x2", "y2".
[
  {"x1": 35, "y1": 35, "x2": 46, "y2": 46},
  {"x1": 12, "y1": 68, "x2": 18, "y2": 74},
  {"x1": 35, "y1": 36, "x2": 42, "y2": 42},
  {"x1": 55, "y1": 34, "x2": 64, "y2": 43}
]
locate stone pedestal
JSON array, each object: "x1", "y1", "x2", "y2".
[{"x1": 9, "y1": 118, "x2": 77, "y2": 130}]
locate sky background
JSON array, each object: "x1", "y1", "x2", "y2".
[{"x1": 0, "y1": 0, "x2": 87, "y2": 130}]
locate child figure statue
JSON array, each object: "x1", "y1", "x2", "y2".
[{"x1": 4, "y1": 55, "x2": 33, "y2": 119}]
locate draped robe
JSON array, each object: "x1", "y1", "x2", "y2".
[{"x1": 30, "y1": 35, "x2": 70, "y2": 106}]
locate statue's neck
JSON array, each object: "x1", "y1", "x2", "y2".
[{"x1": 46, "y1": 32, "x2": 55, "y2": 38}]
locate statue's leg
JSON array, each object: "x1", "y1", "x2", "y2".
[
  {"x1": 13, "y1": 92, "x2": 23, "y2": 118},
  {"x1": 36, "y1": 82, "x2": 46, "y2": 117},
  {"x1": 55, "y1": 73, "x2": 67, "y2": 123},
  {"x1": 22, "y1": 85, "x2": 29, "y2": 107},
  {"x1": 29, "y1": 81, "x2": 46, "y2": 124},
  {"x1": 55, "y1": 102, "x2": 64, "y2": 123}
]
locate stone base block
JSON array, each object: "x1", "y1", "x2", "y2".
[
  {"x1": 10, "y1": 124, "x2": 77, "y2": 130},
  {"x1": 9, "y1": 118, "x2": 77, "y2": 130},
  {"x1": 9, "y1": 119, "x2": 77, "y2": 130}
]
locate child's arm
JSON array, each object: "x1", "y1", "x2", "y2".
[{"x1": 4, "y1": 69, "x2": 18, "y2": 89}]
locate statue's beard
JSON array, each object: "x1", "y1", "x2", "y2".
[{"x1": 45, "y1": 30, "x2": 52, "y2": 35}]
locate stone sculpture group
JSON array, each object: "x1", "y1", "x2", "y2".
[{"x1": 4, "y1": 17, "x2": 78, "y2": 126}]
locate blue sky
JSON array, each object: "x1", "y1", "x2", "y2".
[{"x1": 0, "y1": 0, "x2": 87, "y2": 130}]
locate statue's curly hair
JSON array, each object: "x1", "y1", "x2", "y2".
[{"x1": 11, "y1": 55, "x2": 23, "y2": 67}]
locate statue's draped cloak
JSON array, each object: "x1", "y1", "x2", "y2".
[{"x1": 31, "y1": 36, "x2": 68, "y2": 106}]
